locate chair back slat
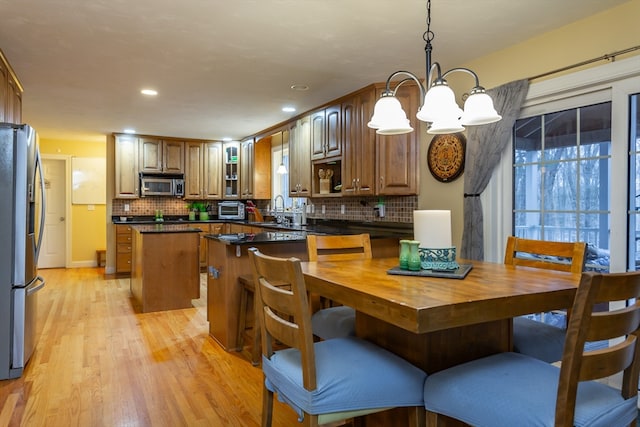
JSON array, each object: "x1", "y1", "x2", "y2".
[
  {"x1": 248, "y1": 248, "x2": 318, "y2": 390},
  {"x1": 504, "y1": 236, "x2": 586, "y2": 273},
  {"x1": 555, "y1": 271, "x2": 640, "y2": 426},
  {"x1": 307, "y1": 234, "x2": 372, "y2": 262},
  {"x1": 587, "y1": 305, "x2": 640, "y2": 342}
]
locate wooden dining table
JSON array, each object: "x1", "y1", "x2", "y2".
[{"x1": 300, "y1": 257, "x2": 581, "y2": 426}]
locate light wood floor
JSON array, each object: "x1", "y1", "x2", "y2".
[{"x1": 0, "y1": 268, "x2": 300, "y2": 427}]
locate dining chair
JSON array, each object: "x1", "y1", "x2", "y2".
[
  {"x1": 424, "y1": 270, "x2": 640, "y2": 427},
  {"x1": 505, "y1": 236, "x2": 588, "y2": 363},
  {"x1": 306, "y1": 233, "x2": 372, "y2": 340},
  {"x1": 248, "y1": 247, "x2": 426, "y2": 427}
]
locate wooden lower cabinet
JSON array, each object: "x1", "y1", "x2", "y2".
[{"x1": 115, "y1": 224, "x2": 133, "y2": 276}]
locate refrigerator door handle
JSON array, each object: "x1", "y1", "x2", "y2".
[
  {"x1": 35, "y1": 150, "x2": 46, "y2": 263},
  {"x1": 26, "y1": 276, "x2": 45, "y2": 296}
]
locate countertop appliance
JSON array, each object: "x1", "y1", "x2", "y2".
[
  {"x1": 139, "y1": 173, "x2": 184, "y2": 197},
  {"x1": 218, "y1": 201, "x2": 245, "y2": 220},
  {"x1": 0, "y1": 123, "x2": 46, "y2": 380}
]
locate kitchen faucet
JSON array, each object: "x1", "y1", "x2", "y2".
[{"x1": 274, "y1": 195, "x2": 285, "y2": 212}]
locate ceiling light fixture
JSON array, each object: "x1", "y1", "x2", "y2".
[
  {"x1": 368, "y1": 0, "x2": 501, "y2": 135},
  {"x1": 277, "y1": 134, "x2": 287, "y2": 175},
  {"x1": 140, "y1": 89, "x2": 158, "y2": 96},
  {"x1": 282, "y1": 106, "x2": 296, "y2": 113}
]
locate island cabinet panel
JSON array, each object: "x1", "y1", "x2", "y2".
[
  {"x1": 206, "y1": 238, "x2": 308, "y2": 351},
  {"x1": 131, "y1": 229, "x2": 200, "y2": 313}
]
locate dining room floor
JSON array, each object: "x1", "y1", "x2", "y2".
[{"x1": 0, "y1": 267, "x2": 303, "y2": 426}]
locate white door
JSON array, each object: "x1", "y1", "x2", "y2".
[{"x1": 39, "y1": 158, "x2": 66, "y2": 268}]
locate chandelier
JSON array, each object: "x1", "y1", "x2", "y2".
[{"x1": 368, "y1": 0, "x2": 502, "y2": 135}]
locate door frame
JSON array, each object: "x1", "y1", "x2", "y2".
[{"x1": 41, "y1": 154, "x2": 72, "y2": 269}]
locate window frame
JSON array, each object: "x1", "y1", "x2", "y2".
[{"x1": 483, "y1": 54, "x2": 640, "y2": 273}]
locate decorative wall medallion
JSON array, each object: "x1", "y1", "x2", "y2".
[{"x1": 427, "y1": 132, "x2": 466, "y2": 182}]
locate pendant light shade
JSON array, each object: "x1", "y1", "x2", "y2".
[
  {"x1": 368, "y1": 94, "x2": 414, "y2": 135},
  {"x1": 460, "y1": 88, "x2": 502, "y2": 126},
  {"x1": 277, "y1": 162, "x2": 287, "y2": 175}
]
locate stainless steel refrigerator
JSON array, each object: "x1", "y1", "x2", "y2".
[{"x1": 0, "y1": 123, "x2": 46, "y2": 380}]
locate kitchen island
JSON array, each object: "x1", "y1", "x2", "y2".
[
  {"x1": 130, "y1": 224, "x2": 202, "y2": 313},
  {"x1": 205, "y1": 231, "x2": 309, "y2": 351}
]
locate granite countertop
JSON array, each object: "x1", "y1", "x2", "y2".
[
  {"x1": 205, "y1": 231, "x2": 307, "y2": 245},
  {"x1": 114, "y1": 215, "x2": 223, "y2": 225},
  {"x1": 114, "y1": 216, "x2": 411, "y2": 239},
  {"x1": 132, "y1": 224, "x2": 203, "y2": 234}
]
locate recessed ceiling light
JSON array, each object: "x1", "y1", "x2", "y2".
[
  {"x1": 290, "y1": 84, "x2": 309, "y2": 91},
  {"x1": 141, "y1": 89, "x2": 158, "y2": 96},
  {"x1": 123, "y1": 128, "x2": 136, "y2": 134},
  {"x1": 222, "y1": 137, "x2": 232, "y2": 142},
  {"x1": 282, "y1": 106, "x2": 296, "y2": 113}
]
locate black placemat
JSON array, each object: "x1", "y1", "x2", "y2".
[{"x1": 387, "y1": 264, "x2": 473, "y2": 279}]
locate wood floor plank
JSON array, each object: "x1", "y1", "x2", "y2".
[{"x1": 0, "y1": 267, "x2": 300, "y2": 426}]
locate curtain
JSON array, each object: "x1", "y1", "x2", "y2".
[{"x1": 460, "y1": 79, "x2": 529, "y2": 260}]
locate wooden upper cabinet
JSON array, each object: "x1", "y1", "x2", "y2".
[
  {"x1": 311, "y1": 105, "x2": 342, "y2": 160},
  {"x1": 139, "y1": 138, "x2": 185, "y2": 174},
  {"x1": 310, "y1": 110, "x2": 325, "y2": 160},
  {"x1": 114, "y1": 134, "x2": 139, "y2": 199},
  {"x1": 6, "y1": 75, "x2": 22, "y2": 124},
  {"x1": 184, "y1": 141, "x2": 204, "y2": 199},
  {"x1": 222, "y1": 141, "x2": 240, "y2": 199},
  {"x1": 342, "y1": 89, "x2": 376, "y2": 196},
  {"x1": 289, "y1": 116, "x2": 312, "y2": 197},
  {"x1": 240, "y1": 137, "x2": 254, "y2": 199},
  {"x1": 253, "y1": 136, "x2": 271, "y2": 200},
  {"x1": 375, "y1": 83, "x2": 420, "y2": 195},
  {"x1": 203, "y1": 141, "x2": 223, "y2": 199},
  {"x1": 0, "y1": 50, "x2": 22, "y2": 124},
  {"x1": 0, "y1": 59, "x2": 7, "y2": 122},
  {"x1": 325, "y1": 104, "x2": 342, "y2": 158}
]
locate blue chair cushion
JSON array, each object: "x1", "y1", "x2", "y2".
[
  {"x1": 513, "y1": 316, "x2": 566, "y2": 363},
  {"x1": 262, "y1": 337, "x2": 426, "y2": 419},
  {"x1": 423, "y1": 352, "x2": 637, "y2": 427},
  {"x1": 311, "y1": 306, "x2": 355, "y2": 340}
]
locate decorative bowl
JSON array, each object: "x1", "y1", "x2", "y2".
[{"x1": 419, "y1": 247, "x2": 459, "y2": 270}]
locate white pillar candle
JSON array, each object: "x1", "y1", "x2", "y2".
[{"x1": 413, "y1": 210, "x2": 452, "y2": 248}]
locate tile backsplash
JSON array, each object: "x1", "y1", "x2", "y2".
[{"x1": 112, "y1": 196, "x2": 417, "y2": 223}]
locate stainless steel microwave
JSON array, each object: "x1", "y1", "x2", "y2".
[
  {"x1": 140, "y1": 174, "x2": 184, "y2": 197},
  {"x1": 218, "y1": 201, "x2": 245, "y2": 219}
]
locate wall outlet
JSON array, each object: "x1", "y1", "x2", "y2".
[
  {"x1": 321, "y1": 205, "x2": 326, "y2": 214},
  {"x1": 124, "y1": 203, "x2": 130, "y2": 212},
  {"x1": 340, "y1": 204, "x2": 345, "y2": 214}
]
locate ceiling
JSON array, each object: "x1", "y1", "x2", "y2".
[{"x1": 0, "y1": 0, "x2": 630, "y2": 143}]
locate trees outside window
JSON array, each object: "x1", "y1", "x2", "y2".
[{"x1": 513, "y1": 102, "x2": 611, "y2": 272}]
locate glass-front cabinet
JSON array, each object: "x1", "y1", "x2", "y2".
[{"x1": 223, "y1": 141, "x2": 240, "y2": 199}]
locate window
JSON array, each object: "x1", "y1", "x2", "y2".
[
  {"x1": 628, "y1": 93, "x2": 640, "y2": 270},
  {"x1": 513, "y1": 102, "x2": 612, "y2": 272},
  {"x1": 271, "y1": 144, "x2": 291, "y2": 209}
]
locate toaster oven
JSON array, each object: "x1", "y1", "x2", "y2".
[{"x1": 218, "y1": 201, "x2": 245, "y2": 220}]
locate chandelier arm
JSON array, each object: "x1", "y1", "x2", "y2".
[
  {"x1": 383, "y1": 71, "x2": 426, "y2": 103},
  {"x1": 439, "y1": 67, "x2": 482, "y2": 89},
  {"x1": 426, "y1": 63, "x2": 441, "y2": 89}
]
